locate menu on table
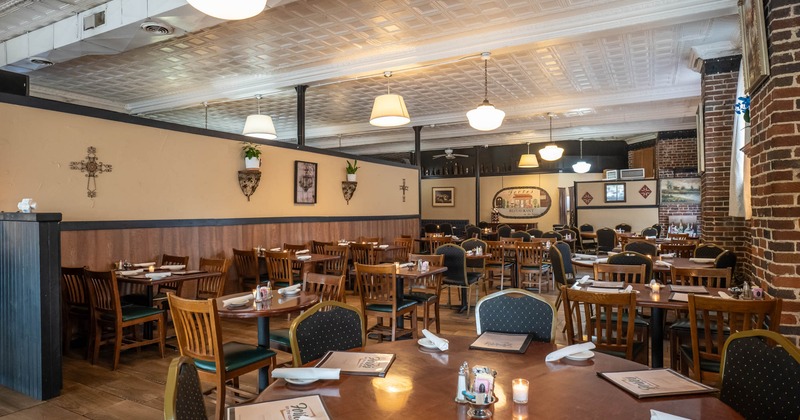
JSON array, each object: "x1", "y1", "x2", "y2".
[
  {"x1": 669, "y1": 285, "x2": 709, "y2": 294},
  {"x1": 227, "y1": 395, "x2": 330, "y2": 420},
  {"x1": 590, "y1": 281, "x2": 625, "y2": 288},
  {"x1": 469, "y1": 331, "x2": 532, "y2": 353},
  {"x1": 598, "y1": 369, "x2": 716, "y2": 398},
  {"x1": 669, "y1": 292, "x2": 689, "y2": 302},
  {"x1": 314, "y1": 351, "x2": 395, "y2": 377},
  {"x1": 587, "y1": 286, "x2": 624, "y2": 294}
]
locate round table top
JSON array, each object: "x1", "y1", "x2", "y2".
[{"x1": 216, "y1": 291, "x2": 319, "y2": 319}]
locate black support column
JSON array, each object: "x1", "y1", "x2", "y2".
[
  {"x1": 474, "y1": 145, "x2": 481, "y2": 224},
  {"x1": 414, "y1": 126, "x2": 423, "y2": 220},
  {"x1": 295, "y1": 85, "x2": 308, "y2": 147}
]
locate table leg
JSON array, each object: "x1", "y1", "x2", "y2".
[
  {"x1": 257, "y1": 317, "x2": 270, "y2": 391},
  {"x1": 650, "y1": 307, "x2": 664, "y2": 368}
]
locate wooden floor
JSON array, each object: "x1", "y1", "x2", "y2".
[{"x1": 0, "y1": 267, "x2": 667, "y2": 419}]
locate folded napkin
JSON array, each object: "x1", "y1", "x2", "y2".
[
  {"x1": 645, "y1": 236, "x2": 657, "y2": 240},
  {"x1": 269, "y1": 247, "x2": 282, "y2": 252},
  {"x1": 573, "y1": 253, "x2": 597, "y2": 260},
  {"x1": 660, "y1": 253, "x2": 675, "y2": 258},
  {"x1": 145, "y1": 272, "x2": 172, "y2": 279},
  {"x1": 378, "y1": 244, "x2": 389, "y2": 249},
  {"x1": 655, "y1": 260, "x2": 673, "y2": 267},
  {"x1": 689, "y1": 257, "x2": 715, "y2": 263},
  {"x1": 117, "y1": 269, "x2": 143, "y2": 276},
  {"x1": 223, "y1": 295, "x2": 253, "y2": 307},
  {"x1": 545, "y1": 342, "x2": 596, "y2": 362},
  {"x1": 399, "y1": 262, "x2": 414, "y2": 268},
  {"x1": 595, "y1": 258, "x2": 608, "y2": 264},
  {"x1": 133, "y1": 262, "x2": 156, "y2": 268},
  {"x1": 271, "y1": 368, "x2": 340, "y2": 381},
  {"x1": 296, "y1": 254, "x2": 312, "y2": 261},
  {"x1": 159, "y1": 264, "x2": 185, "y2": 270},
  {"x1": 422, "y1": 329, "x2": 449, "y2": 351},
  {"x1": 578, "y1": 275, "x2": 591, "y2": 284},
  {"x1": 295, "y1": 249, "x2": 310, "y2": 254},
  {"x1": 278, "y1": 284, "x2": 302, "y2": 295},
  {"x1": 607, "y1": 251, "x2": 618, "y2": 256},
  {"x1": 650, "y1": 410, "x2": 690, "y2": 420},
  {"x1": 622, "y1": 285, "x2": 633, "y2": 293}
]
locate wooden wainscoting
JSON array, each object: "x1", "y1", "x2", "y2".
[{"x1": 61, "y1": 217, "x2": 419, "y2": 296}]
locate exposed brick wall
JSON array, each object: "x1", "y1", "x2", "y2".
[
  {"x1": 655, "y1": 135, "x2": 701, "y2": 232},
  {"x1": 745, "y1": 0, "x2": 800, "y2": 344}
]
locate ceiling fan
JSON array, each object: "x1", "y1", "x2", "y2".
[{"x1": 432, "y1": 148, "x2": 469, "y2": 159}]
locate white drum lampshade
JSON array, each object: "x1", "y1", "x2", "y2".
[
  {"x1": 243, "y1": 114, "x2": 277, "y2": 140},
  {"x1": 370, "y1": 93, "x2": 410, "y2": 127},
  {"x1": 187, "y1": 0, "x2": 267, "y2": 20}
]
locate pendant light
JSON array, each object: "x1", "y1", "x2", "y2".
[
  {"x1": 467, "y1": 52, "x2": 505, "y2": 131},
  {"x1": 242, "y1": 95, "x2": 277, "y2": 140},
  {"x1": 539, "y1": 112, "x2": 564, "y2": 161},
  {"x1": 370, "y1": 71, "x2": 410, "y2": 127},
  {"x1": 572, "y1": 138, "x2": 591, "y2": 173},
  {"x1": 518, "y1": 142, "x2": 540, "y2": 168},
  {"x1": 187, "y1": 0, "x2": 266, "y2": 20}
]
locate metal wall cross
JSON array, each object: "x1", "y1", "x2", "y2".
[
  {"x1": 70, "y1": 146, "x2": 112, "y2": 197},
  {"x1": 400, "y1": 178, "x2": 409, "y2": 202}
]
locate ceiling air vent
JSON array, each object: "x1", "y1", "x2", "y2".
[
  {"x1": 83, "y1": 11, "x2": 105, "y2": 31},
  {"x1": 140, "y1": 21, "x2": 174, "y2": 35},
  {"x1": 28, "y1": 57, "x2": 54, "y2": 66}
]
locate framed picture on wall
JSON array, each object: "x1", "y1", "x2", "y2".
[
  {"x1": 660, "y1": 178, "x2": 701, "y2": 204},
  {"x1": 739, "y1": 0, "x2": 770, "y2": 93},
  {"x1": 432, "y1": 187, "x2": 455, "y2": 207},
  {"x1": 294, "y1": 161, "x2": 317, "y2": 204},
  {"x1": 696, "y1": 102, "x2": 705, "y2": 173},
  {"x1": 605, "y1": 183, "x2": 626, "y2": 203}
]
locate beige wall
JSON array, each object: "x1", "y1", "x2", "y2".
[
  {"x1": 575, "y1": 179, "x2": 659, "y2": 232},
  {"x1": 0, "y1": 103, "x2": 418, "y2": 221},
  {"x1": 420, "y1": 177, "x2": 475, "y2": 222}
]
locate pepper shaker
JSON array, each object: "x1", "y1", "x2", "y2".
[{"x1": 455, "y1": 361, "x2": 469, "y2": 403}]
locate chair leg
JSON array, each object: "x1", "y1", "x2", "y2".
[
  {"x1": 410, "y1": 307, "x2": 418, "y2": 339},
  {"x1": 391, "y1": 315, "x2": 397, "y2": 342},
  {"x1": 91, "y1": 321, "x2": 101, "y2": 365},
  {"x1": 215, "y1": 376, "x2": 227, "y2": 420},
  {"x1": 112, "y1": 326, "x2": 123, "y2": 370},
  {"x1": 434, "y1": 301, "x2": 441, "y2": 333},
  {"x1": 158, "y1": 315, "x2": 166, "y2": 358}
]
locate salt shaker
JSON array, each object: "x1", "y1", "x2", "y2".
[{"x1": 455, "y1": 361, "x2": 469, "y2": 403}]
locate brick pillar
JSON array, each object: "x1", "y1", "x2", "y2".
[
  {"x1": 746, "y1": 0, "x2": 800, "y2": 344},
  {"x1": 699, "y1": 57, "x2": 750, "y2": 280},
  {"x1": 654, "y1": 131, "x2": 701, "y2": 229}
]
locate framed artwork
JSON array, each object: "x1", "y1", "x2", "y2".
[
  {"x1": 696, "y1": 102, "x2": 705, "y2": 173},
  {"x1": 432, "y1": 187, "x2": 454, "y2": 207},
  {"x1": 294, "y1": 161, "x2": 317, "y2": 204},
  {"x1": 660, "y1": 178, "x2": 701, "y2": 204},
  {"x1": 605, "y1": 183, "x2": 626, "y2": 203},
  {"x1": 739, "y1": 0, "x2": 770, "y2": 93}
]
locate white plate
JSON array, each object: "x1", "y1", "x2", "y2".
[
  {"x1": 284, "y1": 378, "x2": 318, "y2": 385},
  {"x1": 281, "y1": 289, "x2": 301, "y2": 296},
  {"x1": 418, "y1": 337, "x2": 447, "y2": 350},
  {"x1": 565, "y1": 350, "x2": 595, "y2": 361}
]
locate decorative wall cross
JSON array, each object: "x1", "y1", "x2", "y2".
[
  {"x1": 400, "y1": 178, "x2": 409, "y2": 202},
  {"x1": 70, "y1": 146, "x2": 112, "y2": 198}
]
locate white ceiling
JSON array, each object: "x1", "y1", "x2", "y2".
[{"x1": 1, "y1": 0, "x2": 741, "y2": 155}]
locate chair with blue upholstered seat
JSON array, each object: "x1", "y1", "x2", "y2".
[
  {"x1": 465, "y1": 225, "x2": 481, "y2": 239},
  {"x1": 720, "y1": 330, "x2": 800, "y2": 420},
  {"x1": 694, "y1": 243, "x2": 726, "y2": 259},
  {"x1": 436, "y1": 243, "x2": 483, "y2": 316},
  {"x1": 289, "y1": 300, "x2": 365, "y2": 367},
  {"x1": 164, "y1": 356, "x2": 207, "y2": 420},
  {"x1": 607, "y1": 251, "x2": 653, "y2": 282},
  {"x1": 527, "y1": 228, "x2": 543, "y2": 238},
  {"x1": 475, "y1": 289, "x2": 556, "y2": 342},
  {"x1": 641, "y1": 227, "x2": 658, "y2": 237},
  {"x1": 496, "y1": 224, "x2": 512, "y2": 238},
  {"x1": 595, "y1": 227, "x2": 617, "y2": 255},
  {"x1": 541, "y1": 231, "x2": 563, "y2": 241},
  {"x1": 623, "y1": 240, "x2": 658, "y2": 258},
  {"x1": 615, "y1": 223, "x2": 632, "y2": 233},
  {"x1": 548, "y1": 242, "x2": 575, "y2": 310},
  {"x1": 510, "y1": 231, "x2": 531, "y2": 242},
  {"x1": 168, "y1": 294, "x2": 276, "y2": 420},
  {"x1": 714, "y1": 250, "x2": 737, "y2": 271},
  {"x1": 355, "y1": 263, "x2": 418, "y2": 341}
]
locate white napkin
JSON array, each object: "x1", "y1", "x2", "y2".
[
  {"x1": 607, "y1": 251, "x2": 618, "y2": 256},
  {"x1": 650, "y1": 409, "x2": 690, "y2": 420},
  {"x1": 278, "y1": 284, "x2": 302, "y2": 295},
  {"x1": 578, "y1": 275, "x2": 591, "y2": 284},
  {"x1": 645, "y1": 236, "x2": 656, "y2": 240},
  {"x1": 655, "y1": 260, "x2": 673, "y2": 267},
  {"x1": 271, "y1": 368, "x2": 340, "y2": 381},
  {"x1": 223, "y1": 295, "x2": 253, "y2": 306},
  {"x1": 422, "y1": 329, "x2": 449, "y2": 351},
  {"x1": 595, "y1": 258, "x2": 608, "y2": 264},
  {"x1": 689, "y1": 258, "x2": 715, "y2": 263},
  {"x1": 117, "y1": 269, "x2": 143, "y2": 276},
  {"x1": 399, "y1": 262, "x2": 414, "y2": 268},
  {"x1": 574, "y1": 253, "x2": 596, "y2": 260},
  {"x1": 545, "y1": 342, "x2": 596, "y2": 362},
  {"x1": 295, "y1": 249, "x2": 310, "y2": 254},
  {"x1": 159, "y1": 264, "x2": 185, "y2": 270},
  {"x1": 133, "y1": 262, "x2": 156, "y2": 268},
  {"x1": 296, "y1": 254, "x2": 312, "y2": 261},
  {"x1": 660, "y1": 253, "x2": 675, "y2": 258},
  {"x1": 269, "y1": 247, "x2": 282, "y2": 252},
  {"x1": 378, "y1": 244, "x2": 389, "y2": 249},
  {"x1": 718, "y1": 291, "x2": 734, "y2": 299},
  {"x1": 145, "y1": 272, "x2": 172, "y2": 279},
  {"x1": 622, "y1": 285, "x2": 633, "y2": 293}
]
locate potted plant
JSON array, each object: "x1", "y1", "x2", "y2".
[
  {"x1": 346, "y1": 159, "x2": 359, "y2": 182},
  {"x1": 242, "y1": 143, "x2": 262, "y2": 169}
]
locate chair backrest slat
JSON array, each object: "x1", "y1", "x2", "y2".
[{"x1": 264, "y1": 251, "x2": 294, "y2": 285}]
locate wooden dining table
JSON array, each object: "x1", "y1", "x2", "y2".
[
  {"x1": 216, "y1": 291, "x2": 320, "y2": 391},
  {"x1": 254, "y1": 335, "x2": 741, "y2": 419},
  {"x1": 258, "y1": 252, "x2": 341, "y2": 279},
  {"x1": 571, "y1": 256, "x2": 715, "y2": 273}
]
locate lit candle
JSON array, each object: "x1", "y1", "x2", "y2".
[
  {"x1": 512, "y1": 378, "x2": 529, "y2": 404},
  {"x1": 651, "y1": 282, "x2": 661, "y2": 293},
  {"x1": 148, "y1": 265, "x2": 155, "y2": 273}
]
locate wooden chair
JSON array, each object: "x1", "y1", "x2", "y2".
[
  {"x1": 593, "y1": 263, "x2": 647, "y2": 284},
  {"x1": 392, "y1": 237, "x2": 414, "y2": 263},
  {"x1": 484, "y1": 240, "x2": 513, "y2": 290},
  {"x1": 289, "y1": 301, "x2": 366, "y2": 367},
  {"x1": 164, "y1": 356, "x2": 207, "y2": 420},
  {"x1": 407, "y1": 253, "x2": 445, "y2": 333},
  {"x1": 680, "y1": 295, "x2": 782, "y2": 385},
  {"x1": 282, "y1": 244, "x2": 306, "y2": 277},
  {"x1": 84, "y1": 269, "x2": 165, "y2": 370},
  {"x1": 311, "y1": 240, "x2": 333, "y2": 255},
  {"x1": 516, "y1": 242, "x2": 550, "y2": 292},
  {"x1": 283, "y1": 243, "x2": 307, "y2": 252},
  {"x1": 660, "y1": 242, "x2": 696, "y2": 258},
  {"x1": 355, "y1": 263, "x2": 418, "y2": 341},
  {"x1": 436, "y1": 244, "x2": 482, "y2": 316},
  {"x1": 322, "y1": 244, "x2": 349, "y2": 277},
  {"x1": 668, "y1": 267, "x2": 733, "y2": 370},
  {"x1": 195, "y1": 258, "x2": 231, "y2": 300},
  {"x1": 154, "y1": 254, "x2": 191, "y2": 305},
  {"x1": 357, "y1": 236, "x2": 380, "y2": 244},
  {"x1": 694, "y1": 243, "x2": 726, "y2": 259},
  {"x1": 232, "y1": 248, "x2": 264, "y2": 291},
  {"x1": 475, "y1": 289, "x2": 556, "y2": 343},
  {"x1": 264, "y1": 250, "x2": 298, "y2": 288},
  {"x1": 61, "y1": 266, "x2": 90, "y2": 355},
  {"x1": 500, "y1": 236, "x2": 523, "y2": 245},
  {"x1": 562, "y1": 286, "x2": 647, "y2": 364},
  {"x1": 720, "y1": 330, "x2": 800, "y2": 420},
  {"x1": 349, "y1": 242, "x2": 376, "y2": 290},
  {"x1": 427, "y1": 235, "x2": 453, "y2": 255},
  {"x1": 168, "y1": 294, "x2": 276, "y2": 420}
]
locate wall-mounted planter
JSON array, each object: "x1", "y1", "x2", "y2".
[
  {"x1": 346, "y1": 173, "x2": 357, "y2": 182},
  {"x1": 342, "y1": 181, "x2": 357, "y2": 204},
  {"x1": 245, "y1": 157, "x2": 261, "y2": 169},
  {"x1": 238, "y1": 170, "x2": 261, "y2": 201}
]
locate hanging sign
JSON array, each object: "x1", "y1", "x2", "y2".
[{"x1": 492, "y1": 187, "x2": 551, "y2": 219}]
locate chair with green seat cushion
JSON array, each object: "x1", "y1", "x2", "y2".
[
  {"x1": 562, "y1": 286, "x2": 647, "y2": 365},
  {"x1": 720, "y1": 330, "x2": 800, "y2": 420},
  {"x1": 289, "y1": 300, "x2": 366, "y2": 366},
  {"x1": 355, "y1": 263, "x2": 418, "y2": 341},
  {"x1": 168, "y1": 294, "x2": 275, "y2": 420},
  {"x1": 233, "y1": 248, "x2": 268, "y2": 291},
  {"x1": 436, "y1": 243, "x2": 483, "y2": 316},
  {"x1": 475, "y1": 289, "x2": 556, "y2": 342},
  {"x1": 164, "y1": 356, "x2": 207, "y2": 420},
  {"x1": 407, "y1": 253, "x2": 445, "y2": 333},
  {"x1": 680, "y1": 294, "x2": 782, "y2": 385},
  {"x1": 264, "y1": 250, "x2": 300, "y2": 288},
  {"x1": 84, "y1": 269, "x2": 165, "y2": 370}
]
